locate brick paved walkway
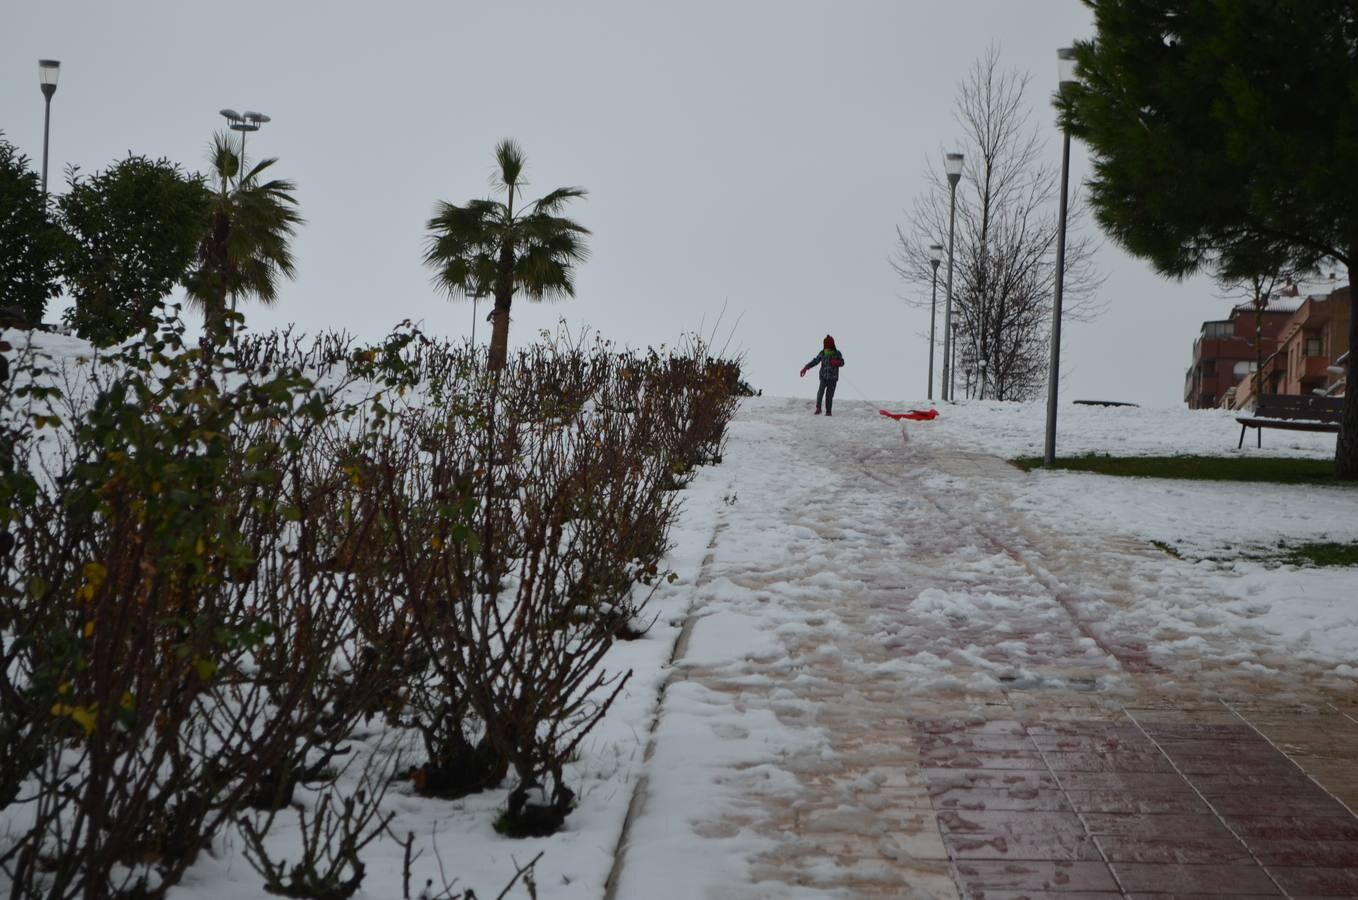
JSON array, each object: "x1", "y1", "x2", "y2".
[
  {"x1": 920, "y1": 711, "x2": 1358, "y2": 897},
  {"x1": 610, "y1": 402, "x2": 1358, "y2": 899}
]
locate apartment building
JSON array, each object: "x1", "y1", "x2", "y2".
[
  {"x1": 1228, "y1": 286, "x2": 1351, "y2": 408},
  {"x1": 1184, "y1": 300, "x2": 1296, "y2": 409}
]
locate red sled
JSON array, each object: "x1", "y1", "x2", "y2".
[{"x1": 879, "y1": 408, "x2": 939, "y2": 421}]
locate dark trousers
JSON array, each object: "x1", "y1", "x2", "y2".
[{"x1": 816, "y1": 380, "x2": 836, "y2": 414}]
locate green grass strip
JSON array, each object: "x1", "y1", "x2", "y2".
[
  {"x1": 1282, "y1": 541, "x2": 1358, "y2": 567},
  {"x1": 1010, "y1": 454, "x2": 1346, "y2": 485}
]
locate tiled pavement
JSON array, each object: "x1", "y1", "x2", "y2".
[
  {"x1": 917, "y1": 711, "x2": 1358, "y2": 897},
  {"x1": 759, "y1": 446, "x2": 1358, "y2": 897},
  {"x1": 731, "y1": 691, "x2": 1358, "y2": 898},
  {"x1": 619, "y1": 411, "x2": 1358, "y2": 899}
]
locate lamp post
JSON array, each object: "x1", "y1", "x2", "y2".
[
  {"x1": 941, "y1": 152, "x2": 963, "y2": 401},
  {"x1": 1043, "y1": 48, "x2": 1079, "y2": 468},
  {"x1": 949, "y1": 329, "x2": 958, "y2": 401},
  {"x1": 927, "y1": 243, "x2": 943, "y2": 399},
  {"x1": 38, "y1": 60, "x2": 60, "y2": 197},
  {"x1": 219, "y1": 108, "x2": 270, "y2": 185}
]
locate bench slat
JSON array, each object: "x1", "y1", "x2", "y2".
[
  {"x1": 1235, "y1": 417, "x2": 1340, "y2": 433},
  {"x1": 1253, "y1": 393, "x2": 1344, "y2": 423}
]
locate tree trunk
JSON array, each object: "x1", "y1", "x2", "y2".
[
  {"x1": 1336, "y1": 270, "x2": 1358, "y2": 480},
  {"x1": 487, "y1": 241, "x2": 515, "y2": 372},
  {"x1": 204, "y1": 210, "x2": 231, "y2": 343}
]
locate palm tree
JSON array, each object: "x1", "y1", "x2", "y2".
[
  {"x1": 185, "y1": 132, "x2": 302, "y2": 341},
  {"x1": 425, "y1": 139, "x2": 589, "y2": 371}
]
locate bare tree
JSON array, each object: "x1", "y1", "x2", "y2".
[
  {"x1": 1212, "y1": 259, "x2": 1324, "y2": 408},
  {"x1": 893, "y1": 46, "x2": 1105, "y2": 401}
]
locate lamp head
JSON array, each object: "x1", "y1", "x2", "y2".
[
  {"x1": 39, "y1": 59, "x2": 60, "y2": 99},
  {"x1": 929, "y1": 243, "x2": 944, "y2": 269},
  {"x1": 1058, "y1": 47, "x2": 1080, "y2": 90},
  {"x1": 945, "y1": 152, "x2": 964, "y2": 186}
]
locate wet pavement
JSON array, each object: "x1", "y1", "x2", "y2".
[
  {"x1": 614, "y1": 401, "x2": 1358, "y2": 899},
  {"x1": 919, "y1": 713, "x2": 1358, "y2": 897}
]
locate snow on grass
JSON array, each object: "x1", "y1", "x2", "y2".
[{"x1": 921, "y1": 396, "x2": 1339, "y2": 459}]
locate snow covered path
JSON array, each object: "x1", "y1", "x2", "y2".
[{"x1": 612, "y1": 397, "x2": 1358, "y2": 899}]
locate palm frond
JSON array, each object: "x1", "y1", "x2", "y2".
[
  {"x1": 493, "y1": 138, "x2": 526, "y2": 200},
  {"x1": 530, "y1": 186, "x2": 588, "y2": 215},
  {"x1": 424, "y1": 198, "x2": 508, "y2": 298},
  {"x1": 517, "y1": 211, "x2": 591, "y2": 262},
  {"x1": 207, "y1": 131, "x2": 240, "y2": 192},
  {"x1": 515, "y1": 244, "x2": 577, "y2": 300}
]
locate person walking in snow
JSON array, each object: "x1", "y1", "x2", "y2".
[{"x1": 800, "y1": 334, "x2": 845, "y2": 415}]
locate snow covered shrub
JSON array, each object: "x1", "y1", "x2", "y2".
[
  {"x1": 625, "y1": 336, "x2": 744, "y2": 488},
  {"x1": 564, "y1": 376, "x2": 676, "y2": 639},
  {"x1": 0, "y1": 313, "x2": 409, "y2": 899},
  {"x1": 411, "y1": 334, "x2": 742, "y2": 833},
  {"x1": 1, "y1": 307, "x2": 748, "y2": 873},
  {"x1": 440, "y1": 389, "x2": 634, "y2": 835},
  {"x1": 238, "y1": 749, "x2": 396, "y2": 900},
  {"x1": 386, "y1": 363, "x2": 666, "y2": 828}
]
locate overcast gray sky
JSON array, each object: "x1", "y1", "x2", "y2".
[{"x1": 5, "y1": 0, "x2": 1233, "y2": 407}]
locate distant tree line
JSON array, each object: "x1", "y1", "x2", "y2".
[
  {"x1": 0, "y1": 130, "x2": 301, "y2": 347},
  {"x1": 2, "y1": 132, "x2": 587, "y2": 373}
]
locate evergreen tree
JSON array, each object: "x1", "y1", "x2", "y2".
[
  {"x1": 0, "y1": 135, "x2": 62, "y2": 327},
  {"x1": 1062, "y1": 0, "x2": 1358, "y2": 478},
  {"x1": 58, "y1": 156, "x2": 211, "y2": 345}
]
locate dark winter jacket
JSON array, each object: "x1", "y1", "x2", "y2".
[{"x1": 805, "y1": 348, "x2": 845, "y2": 383}]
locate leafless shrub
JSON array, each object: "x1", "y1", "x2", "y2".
[
  {"x1": 238, "y1": 747, "x2": 398, "y2": 900},
  {"x1": 1, "y1": 308, "x2": 748, "y2": 890},
  {"x1": 0, "y1": 317, "x2": 405, "y2": 899}
]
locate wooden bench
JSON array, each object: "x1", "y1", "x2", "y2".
[{"x1": 1236, "y1": 394, "x2": 1343, "y2": 448}]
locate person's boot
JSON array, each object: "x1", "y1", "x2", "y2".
[{"x1": 814, "y1": 408, "x2": 821, "y2": 415}]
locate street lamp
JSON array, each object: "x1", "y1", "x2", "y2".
[
  {"x1": 949, "y1": 329, "x2": 959, "y2": 401},
  {"x1": 1043, "y1": 47, "x2": 1079, "y2": 468},
  {"x1": 941, "y1": 152, "x2": 963, "y2": 402},
  {"x1": 38, "y1": 60, "x2": 60, "y2": 196},
  {"x1": 927, "y1": 243, "x2": 943, "y2": 399},
  {"x1": 219, "y1": 108, "x2": 270, "y2": 184}
]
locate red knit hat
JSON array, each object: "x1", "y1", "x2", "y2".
[{"x1": 823, "y1": 334, "x2": 835, "y2": 349}]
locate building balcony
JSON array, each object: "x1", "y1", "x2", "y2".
[{"x1": 1301, "y1": 355, "x2": 1332, "y2": 380}]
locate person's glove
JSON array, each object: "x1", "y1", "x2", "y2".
[{"x1": 799, "y1": 367, "x2": 807, "y2": 377}]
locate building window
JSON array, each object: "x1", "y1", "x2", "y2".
[
  {"x1": 1202, "y1": 321, "x2": 1233, "y2": 339},
  {"x1": 1202, "y1": 359, "x2": 1216, "y2": 376},
  {"x1": 1304, "y1": 337, "x2": 1323, "y2": 357}
]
